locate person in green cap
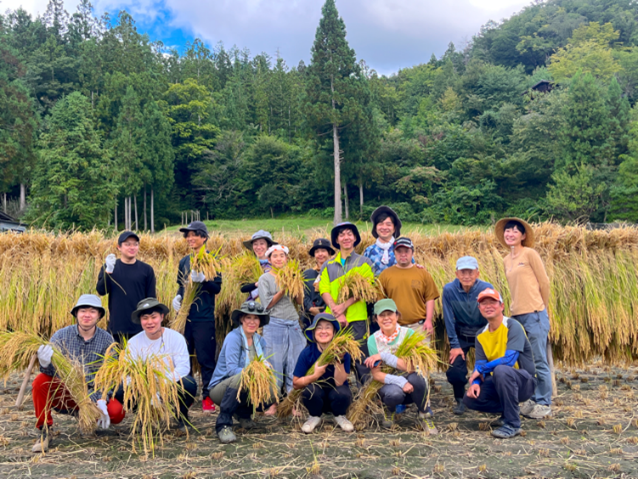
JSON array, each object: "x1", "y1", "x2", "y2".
[
  {"x1": 209, "y1": 301, "x2": 277, "y2": 444},
  {"x1": 363, "y1": 299, "x2": 435, "y2": 432}
]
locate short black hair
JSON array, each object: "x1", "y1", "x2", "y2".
[
  {"x1": 313, "y1": 247, "x2": 331, "y2": 256},
  {"x1": 139, "y1": 306, "x2": 166, "y2": 318},
  {"x1": 182, "y1": 229, "x2": 208, "y2": 240},
  {"x1": 375, "y1": 213, "x2": 395, "y2": 225},
  {"x1": 503, "y1": 220, "x2": 525, "y2": 235}
]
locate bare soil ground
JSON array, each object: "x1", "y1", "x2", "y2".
[{"x1": 1, "y1": 363, "x2": 637, "y2": 479}]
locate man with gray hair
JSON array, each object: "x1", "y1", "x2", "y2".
[{"x1": 442, "y1": 256, "x2": 494, "y2": 415}]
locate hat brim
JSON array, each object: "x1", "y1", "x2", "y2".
[
  {"x1": 308, "y1": 244, "x2": 336, "y2": 257},
  {"x1": 231, "y1": 308, "x2": 270, "y2": 327},
  {"x1": 131, "y1": 303, "x2": 169, "y2": 324},
  {"x1": 71, "y1": 305, "x2": 105, "y2": 319},
  {"x1": 330, "y1": 224, "x2": 361, "y2": 249},
  {"x1": 242, "y1": 237, "x2": 277, "y2": 251},
  {"x1": 304, "y1": 316, "x2": 341, "y2": 343},
  {"x1": 118, "y1": 232, "x2": 140, "y2": 245},
  {"x1": 494, "y1": 217, "x2": 535, "y2": 248},
  {"x1": 371, "y1": 206, "x2": 402, "y2": 239}
]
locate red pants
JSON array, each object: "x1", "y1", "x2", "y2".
[{"x1": 32, "y1": 373, "x2": 125, "y2": 429}]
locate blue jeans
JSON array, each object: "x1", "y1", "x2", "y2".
[
  {"x1": 262, "y1": 317, "x2": 306, "y2": 394},
  {"x1": 512, "y1": 310, "x2": 552, "y2": 406}
]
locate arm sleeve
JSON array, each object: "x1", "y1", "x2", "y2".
[
  {"x1": 442, "y1": 287, "x2": 460, "y2": 349},
  {"x1": 240, "y1": 282, "x2": 256, "y2": 293},
  {"x1": 172, "y1": 335, "x2": 191, "y2": 381},
  {"x1": 147, "y1": 265, "x2": 157, "y2": 298},
  {"x1": 380, "y1": 352, "x2": 399, "y2": 368},
  {"x1": 293, "y1": 348, "x2": 311, "y2": 378},
  {"x1": 343, "y1": 353, "x2": 351, "y2": 374},
  {"x1": 367, "y1": 335, "x2": 378, "y2": 357},
  {"x1": 529, "y1": 249, "x2": 550, "y2": 309},
  {"x1": 257, "y1": 274, "x2": 275, "y2": 309},
  {"x1": 228, "y1": 338, "x2": 247, "y2": 377},
  {"x1": 476, "y1": 350, "x2": 520, "y2": 376},
  {"x1": 472, "y1": 359, "x2": 487, "y2": 385},
  {"x1": 203, "y1": 273, "x2": 222, "y2": 295},
  {"x1": 318, "y1": 266, "x2": 331, "y2": 296},
  {"x1": 96, "y1": 266, "x2": 108, "y2": 296},
  {"x1": 176, "y1": 259, "x2": 186, "y2": 298},
  {"x1": 384, "y1": 374, "x2": 408, "y2": 388}
]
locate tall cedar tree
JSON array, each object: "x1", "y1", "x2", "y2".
[{"x1": 305, "y1": 0, "x2": 371, "y2": 224}]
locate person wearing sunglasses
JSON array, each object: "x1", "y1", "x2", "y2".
[{"x1": 208, "y1": 301, "x2": 276, "y2": 443}]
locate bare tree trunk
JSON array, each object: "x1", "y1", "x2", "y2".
[
  {"x1": 143, "y1": 186, "x2": 147, "y2": 231},
  {"x1": 114, "y1": 202, "x2": 118, "y2": 231},
  {"x1": 134, "y1": 195, "x2": 138, "y2": 231},
  {"x1": 333, "y1": 123, "x2": 342, "y2": 224},
  {"x1": 19, "y1": 183, "x2": 26, "y2": 212},
  {"x1": 2, "y1": 193, "x2": 6, "y2": 213},
  {"x1": 150, "y1": 188, "x2": 155, "y2": 233},
  {"x1": 343, "y1": 183, "x2": 349, "y2": 220},
  {"x1": 359, "y1": 179, "x2": 364, "y2": 216},
  {"x1": 124, "y1": 197, "x2": 127, "y2": 230}
]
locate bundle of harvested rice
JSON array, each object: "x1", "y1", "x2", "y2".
[
  {"x1": 337, "y1": 270, "x2": 380, "y2": 304},
  {"x1": 347, "y1": 330, "x2": 437, "y2": 426},
  {"x1": 0, "y1": 331, "x2": 101, "y2": 433},
  {"x1": 273, "y1": 259, "x2": 305, "y2": 300},
  {"x1": 190, "y1": 245, "x2": 223, "y2": 279},
  {"x1": 94, "y1": 342, "x2": 181, "y2": 455},
  {"x1": 237, "y1": 355, "x2": 279, "y2": 413},
  {"x1": 216, "y1": 252, "x2": 262, "y2": 318},
  {"x1": 169, "y1": 278, "x2": 196, "y2": 335},
  {"x1": 277, "y1": 328, "x2": 363, "y2": 418}
]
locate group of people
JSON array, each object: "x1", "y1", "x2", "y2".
[{"x1": 29, "y1": 206, "x2": 553, "y2": 452}]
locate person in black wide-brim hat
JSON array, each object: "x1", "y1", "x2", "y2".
[
  {"x1": 364, "y1": 206, "x2": 405, "y2": 276},
  {"x1": 302, "y1": 238, "x2": 335, "y2": 329}
]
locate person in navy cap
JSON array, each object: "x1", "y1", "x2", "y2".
[{"x1": 96, "y1": 230, "x2": 156, "y2": 345}]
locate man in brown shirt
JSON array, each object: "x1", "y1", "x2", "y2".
[{"x1": 378, "y1": 237, "x2": 440, "y2": 335}]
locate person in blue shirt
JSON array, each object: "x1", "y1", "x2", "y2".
[
  {"x1": 363, "y1": 206, "x2": 403, "y2": 276},
  {"x1": 209, "y1": 301, "x2": 275, "y2": 444},
  {"x1": 442, "y1": 256, "x2": 493, "y2": 415},
  {"x1": 293, "y1": 313, "x2": 354, "y2": 434}
]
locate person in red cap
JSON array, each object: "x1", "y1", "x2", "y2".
[{"x1": 463, "y1": 288, "x2": 537, "y2": 438}]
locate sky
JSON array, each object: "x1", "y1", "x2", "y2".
[{"x1": 2, "y1": 0, "x2": 533, "y2": 75}]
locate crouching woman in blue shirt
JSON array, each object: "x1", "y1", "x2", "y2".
[
  {"x1": 293, "y1": 313, "x2": 354, "y2": 434},
  {"x1": 209, "y1": 301, "x2": 276, "y2": 444}
]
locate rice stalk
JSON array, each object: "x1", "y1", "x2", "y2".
[
  {"x1": 337, "y1": 270, "x2": 380, "y2": 304},
  {"x1": 94, "y1": 342, "x2": 181, "y2": 455},
  {"x1": 237, "y1": 355, "x2": 279, "y2": 413},
  {"x1": 273, "y1": 259, "x2": 305, "y2": 300},
  {"x1": 277, "y1": 328, "x2": 363, "y2": 418},
  {"x1": 190, "y1": 245, "x2": 223, "y2": 279}
]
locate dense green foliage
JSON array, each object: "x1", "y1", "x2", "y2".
[{"x1": 2, "y1": 0, "x2": 638, "y2": 229}]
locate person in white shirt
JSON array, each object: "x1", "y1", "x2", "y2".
[{"x1": 114, "y1": 298, "x2": 197, "y2": 432}]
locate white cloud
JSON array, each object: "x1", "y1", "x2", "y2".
[{"x1": 2, "y1": 0, "x2": 533, "y2": 73}]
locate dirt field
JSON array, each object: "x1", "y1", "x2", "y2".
[{"x1": 1, "y1": 363, "x2": 636, "y2": 479}]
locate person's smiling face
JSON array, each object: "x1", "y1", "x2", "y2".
[
  {"x1": 377, "y1": 310, "x2": 398, "y2": 334},
  {"x1": 478, "y1": 298, "x2": 504, "y2": 320},
  {"x1": 252, "y1": 239, "x2": 269, "y2": 259},
  {"x1": 337, "y1": 228, "x2": 356, "y2": 250},
  {"x1": 76, "y1": 307, "x2": 100, "y2": 331},
  {"x1": 240, "y1": 314, "x2": 261, "y2": 335},
  {"x1": 376, "y1": 217, "x2": 395, "y2": 241},
  {"x1": 314, "y1": 320, "x2": 335, "y2": 345},
  {"x1": 186, "y1": 231, "x2": 207, "y2": 250},
  {"x1": 503, "y1": 227, "x2": 525, "y2": 247}
]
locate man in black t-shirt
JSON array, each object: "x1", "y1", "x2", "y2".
[{"x1": 96, "y1": 231, "x2": 156, "y2": 344}]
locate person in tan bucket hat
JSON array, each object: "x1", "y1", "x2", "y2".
[{"x1": 495, "y1": 218, "x2": 552, "y2": 420}]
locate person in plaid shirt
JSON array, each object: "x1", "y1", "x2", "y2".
[{"x1": 31, "y1": 294, "x2": 124, "y2": 453}]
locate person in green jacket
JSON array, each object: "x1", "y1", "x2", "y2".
[{"x1": 319, "y1": 222, "x2": 374, "y2": 382}]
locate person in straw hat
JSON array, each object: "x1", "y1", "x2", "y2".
[
  {"x1": 495, "y1": 217, "x2": 552, "y2": 419},
  {"x1": 302, "y1": 238, "x2": 335, "y2": 329},
  {"x1": 463, "y1": 288, "x2": 536, "y2": 438},
  {"x1": 209, "y1": 301, "x2": 275, "y2": 444},
  {"x1": 31, "y1": 294, "x2": 125, "y2": 453},
  {"x1": 258, "y1": 244, "x2": 305, "y2": 394},
  {"x1": 240, "y1": 230, "x2": 277, "y2": 301},
  {"x1": 293, "y1": 313, "x2": 354, "y2": 434},
  {"x1": 120, "y1": 298, "x2": 198, "y2": 433},
  {"x1": 171, "y1": 221, "x2": 222, "y2": 414}
]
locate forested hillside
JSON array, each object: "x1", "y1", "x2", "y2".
[{"x1": 2, "y1": 0, "x2": 638, "y2": 229}]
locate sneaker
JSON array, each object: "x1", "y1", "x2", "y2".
[
  {"x1": 419, "y1": 414, "x2": 438, "y2": 435},
  {"x1": 334, "y1": 415, "x2": 354, "y2": 432},
  {"x1": 491, "y1": 424, "x2": 522, "y2": 439},
  {"x1": 32, "y1": 429, "x2": 50, "y2": 453},
  {"x1": 395, "y1": 404, "x2": 406, "y2": 414},
  {"x1": 239, "y1": 417, "x2": 256, "y2": 430},
  {"x1": 202, "y1": 397, "x2": 216, "y2": 414},
  {"x1": 453, "y1": 399, "x2": 466, "y2": 415},
  {"x1": 424, "y1": 405, "x2": 434, "y2": 418},
  {"x1": 301, "y1": 416, "x2": 322, "y2": 434},
  {"x1": 491, "y1": 416, "x2": 505, "y2": 428},
  {"x1": 217, "y1": 426, "x2": 237, "y2": 444},
  {"x1": 381, "y1": 413, "x2": 395, "y2": 429},
  {"x1": 519, "y1": 399, "x2": 535, "y2": 416},
  {"x1": 526, "y1": 404, "x2": 551, "y2": 419}
]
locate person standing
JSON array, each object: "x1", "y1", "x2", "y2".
[
  {"x1": 442, "y1": 256, "x2": 493, "y2": 415},
  {"x1": 172, "y1": 221, "x2": 222, "y2": 414},
  {"x1": 258, "y1": 244, "x2": 305, "y2": 394},
  {"x1": 463, "y1": 288, "x2": 537, "y2": 439},
  {"x1": 302, "y1": 238, "x2": 335, "y2": 329},
  {"x1": 96, "y1": 231, "x2": 156, "y2": 344},
  {"x1": 240, "y1": 230, "x2": 277, "y2": 300},
  {"x1": 319, "y1": 222, "x2": 375, "y2": 381},
  {"x1": 31, "y1": 295, "x2": 125, "y2": 453},
  {"x1": 495, "y1": 218, "x2": 552, "y2": 419},
  {"x1": 364, "y1": 206, "x2": 403, "y2": 276}
]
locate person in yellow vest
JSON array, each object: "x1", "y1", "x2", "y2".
[{"x1": 463, "y1": 288, "x2": 536, "y2": 439}]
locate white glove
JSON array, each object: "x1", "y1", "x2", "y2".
[
  {"x1": 191, "y1": 270, "x2": 205, "y2": 283},
  {"x1": 96, "y1": 399, "x2": 110, "y2": 429},
  {"x1": 105, "y1": 254, "x2": 117, "y2": 274},
  {"x1": 37, "y1": 345, "x2": 54, "y2": 368},
  {"x1": 172, "y1": 294, "x2": 182, "y2": 312}
]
